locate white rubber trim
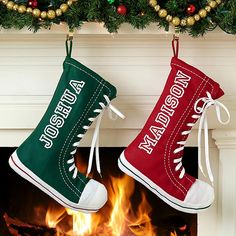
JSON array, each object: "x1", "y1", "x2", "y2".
[
  {"x1": 9, "y1": 151, "x2": 98, "y2": 213},
  {"x1": 118, "y1": 151, "x2": 211, "y2": 214}
]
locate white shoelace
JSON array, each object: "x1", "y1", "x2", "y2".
[
  {"x1": 173, "y1": 115, "x2": 201, "y2": 179},
  {"x1": 194, "y1": 92, "x2": 230, "y2": 184},
  {"x1": 67, "y1": 95, "x2": 125, "y2": 179},
  {"x1": 173, "y1": 92, "x2": 230, "y2": 184}
]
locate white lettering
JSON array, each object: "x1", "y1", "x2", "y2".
[
  {"x1": 170, "y1": 84, "x2": 184, "y2": 98},
  {"x1": 165, "y1": 95, "x2": 179, "y2": 109},
  {"x1": 44, "y1": 125, "x2": 59, "y2": 139},
  {"x1": 69, "y1": 80, "x2": 85, "y2": 94},
  {"x1": 175, "y1": 70, "x2": 191, "y2": 88},
  {"x1": 39, "y1": 134, "x2": 53, "y2": 149},
  {"x1": 39, "y1": 80, "x2": 85, "y2": 148},
  {"x1": 138, "y1": 70, "x2": 191, "y2": 154},
  {"x1": 61, "y1": 89, "x2": 77, "y2": 105},
  {"x1": 138, "y1": 135, "x2": 157, "y2": 154},
  {"x1": 54, "y1": 101, "x2": 72, "y2": 119},
  {"x1": 149, "y1": 126, "x2": 165, "y2": 140},
  {"x1": 155, "y1": 112, "x2": 170, "y2": 128}
]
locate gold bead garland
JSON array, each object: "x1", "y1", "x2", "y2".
[
  {"x1": 0, "y1": 0, "x2": 74, "y2": 20},
  {"x1": 149, "y1": 0, "x2": 223, "y2": 27}
]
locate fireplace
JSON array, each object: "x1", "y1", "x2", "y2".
[{"x1": 0, "y1": 146, "x2": 197, "y2": 236}]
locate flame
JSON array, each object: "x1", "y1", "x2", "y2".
[
  {"x1": 66, "y1": 209, "x2": 93, "y2": 235},
  {"x1": 129, "y1": 192, "x2": 156, "y2": 236},
  {"x1": 45, "y1": 205, "x2": 66, "y2": 229},
  {"x1": 106, "y1": 175, "x2": 135, "y2": 235},
  {"x1": 45, "y1": 174, "x2": 156, "y2": 235},
  {"x1": 170, "y1": 231, "x2": 178, "y2": 236}
]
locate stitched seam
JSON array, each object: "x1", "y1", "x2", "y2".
[
  {"x1": 65, "y1": 62, "x2": 111, "y2": 92},
  {"x1": 164, "y1": 65, "x2": 215, "y2": 195},
  {"x1": 185, "y1": 81, "x2": 214, "y2": 183},
  {"x1": 172, "y1": 63, "x2": 210, "y2": 82},
  {"x1": 171, "y1": 61, "x2": 216, "y2": 185},
  {"x1": 166, "y1": 80, "x2": 206, "y2": 194},
  {"x1": 59, "y1": 83, "x2": 102, "y2": 197},
  {"x1": 167, "y1": 76, "x2": 214, "y2": 192},
  {"x1": 62, "y1": 83, "x2": 105, "y2": 190},
  {"x1": 163, "y1": 80, "x2": 205, "y2": 195},
  {"x1": 58, "y1": 61, "x2": 112, "y2": 196}
]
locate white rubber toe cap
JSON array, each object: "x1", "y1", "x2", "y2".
[
  {"x1": 184, "y1": 179, "x2": 214, "y2": 209},
  {"x1": 78, "y1": 179, "x2": 107, "y2": 211}
]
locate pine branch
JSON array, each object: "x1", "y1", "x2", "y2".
[{"x1": 0, "y1": 0, "x2": 235, "y2": 37}]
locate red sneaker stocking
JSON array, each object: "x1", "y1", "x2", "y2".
[{"x1": 118, "y1": 37, "x2": 230, "y2": 213}]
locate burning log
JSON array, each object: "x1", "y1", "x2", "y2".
[
  {"x1": 0, "y1": 210, "x2": 11, "y2": 236},
  {"x1": 4, "y1": 213, "x2": 57, "y2": 236}
]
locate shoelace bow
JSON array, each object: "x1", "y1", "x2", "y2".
[
  {"x1": 67, "y1": 95, "x2": 125, "y2": 179},
  {"x1": 173, "y1": 92, "x2": 230, "y2": 184}
]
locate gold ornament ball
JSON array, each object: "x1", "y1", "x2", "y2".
[
  {"x1": 209, "y1": 0, "x2": 217, "y2": 8},
  {"x1": 180, "y1": 19, "x2": 187, "y2": 26},
  {"x1": 32, "y1": 8, "x2": 41, "y2": 18},
  {"x1": 12, "y1": 3, "x2": 18, "y2": 11},
  {"x1": 216, "y1": 0, "x2": 222, "y2": 4},
  {"x1": 166, "y1": 15, "x2": 172, "y2": 22},
  {"x1": 158, "y1": 9, "x2": 167, "y2": 18},
  {"x1": 149, "y1": 0, "x2": 157, "y2": 7},
  {"x1": 194, "y1": 14, "x2": 200, "y2": 21},
  {"x1": 199, "y1": 9, "x2": 207, "y2": 18},
  {"x1": 6, "y1": 1, "x2": 14, "y2": 9},
  {"x1": 187, "y1": 16, "x2": 195, "y2": 26},
  {"x1": 18, "y1": 5, "x2": 26, "y2": 13},
  {"x1": 47, "y1": 10, "x2": 56, "y2": 19},
  {"x1": 56, "y1": 8, "x2": 62, "y2": 16},
  {"x1": 154, "y1": 5, "x2": 160, "y2": 12},
  {"x1": 2, "y1": 0, "x2": 8, "y2": 5},
  {"x1": 60, "y1": 3, "x2": 68, "y2": 13},
  {"x1": 172, "y1": 17, "x2": 180, "y2": 26},
  {"x1": 26, "y1": 7, "x2": 32, "y2": 13},
  {"x1": 67, "y1": 0, "x2": 73, "y2": 6},
  {"x1": 205, "y1": 6, "x2": 211, "y2": 12},
  {"x1": 40, "y1": 11, "x2": 47, "y2": 19}
]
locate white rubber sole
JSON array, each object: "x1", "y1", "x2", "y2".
[
  {"x1": 118, "y1": 151, "x2": 211, "y2": 214},
  {"x1": 9, "y1": 151, "x2": 99, "y2": 213}
]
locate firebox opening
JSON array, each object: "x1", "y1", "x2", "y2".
[{"x1": 0, "y1": 147, "x2": 197, "y2": 236}]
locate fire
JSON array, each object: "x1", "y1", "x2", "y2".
[
  {"x1": 45, "y1": 205, "x2": 65, "y2": 228},
  {"x1": 45, "y1": 174, "x2": 157, "y2": 235},
  {"x1": 170, "y1": 231, "x2": 178, "y2": 236},
  {"x1": 66, "y1": 209, "x2": 93, "y2": 235},
  {"x1": 106, "y1": 175, "x2": 136, "y2": 235},
  {"x1": 128, "y1": 192, "x2": 156, "y2": 236}
]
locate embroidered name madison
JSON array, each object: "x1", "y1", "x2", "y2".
[
  {"x1": 39, "y1": 80, "x2": 85, "y2": 149},
  {"x1": 138, "y1": 70, "x2": 191, "y2": 154}
]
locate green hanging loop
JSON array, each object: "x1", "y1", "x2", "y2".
[{"x1": 66, "y1": 31, "x2": 74, "y2": 57}]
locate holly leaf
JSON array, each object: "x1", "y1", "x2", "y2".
[{"x1": 107, "y1": 0, "x2": 115, "y2": 4}]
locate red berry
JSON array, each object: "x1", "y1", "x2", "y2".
[
  {"x1": 117, "y1": 5, "x2": 127, "y2": 15},
  {"x1": 32, "y1": 0, "x2": 38, "y2": 8},
  {"x1": 187, "y1": 4, "x2": 196, "y2": 15}
]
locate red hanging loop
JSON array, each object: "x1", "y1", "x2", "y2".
[{"x1": 172, "y1": 35, "x2": 179, "y2": 58}]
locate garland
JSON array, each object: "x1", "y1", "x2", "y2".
[
  {"x1": 0, "y1": 0, "x2": 73, "y2": 19},
  {"x1": 149, "y1": 0, "x2": 222, "y2": 27},
  {"x1": 0, "y1": 0, "x2": 235, "y2": 37}
]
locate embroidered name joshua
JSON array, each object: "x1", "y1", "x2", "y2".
[
  {"x1": 39, "y1": 80, "x2": 85, "y2": 148},
  {"x1": 138, "y1": 70, "x2": 191, "y2": 154}
]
